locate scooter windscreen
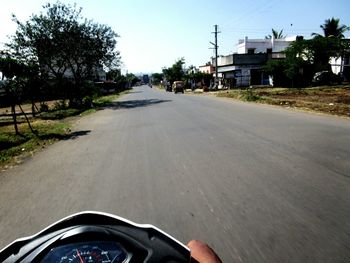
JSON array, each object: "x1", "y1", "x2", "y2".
[{"x1": 0, "y1": 211, "x2": 191, "y2": 263}]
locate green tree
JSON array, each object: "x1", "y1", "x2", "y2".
[
  {"x1": 265, "y1": 38, "x2": 315, "y2": 87},
  {"x1": 106, "y1": 69, "x2": 121, "y2": 81},
  {"x1": 9, "y1": 1, "x2": 121, "y2": 107},
  {"x1": 310, "y1": 18, "x2": 349, "y2": 71},
  {"x1": 0, "y1": 54, "x2": 36, "y2": 134},
  {"x1": 162, "y1": 58, "x2": 185, "y2": 85},
  {"x1": 0, "y1": 56, "x2": 21, "y2": 134},
  {"x1": 313, "y1": 17, "x2": 349, "y2": 38},
  {"x1": 265, "y1": 18, "x2": 350, "y2": 88},
  {"x1": 125, "y1": 73, "x2": 139, "y2": 87},
  {"x1": 309, "y1": 35, "x2": 345, "y2": 72},
  {"x1": 265, "y1": 29, "x2": 285, "y2": 39},
  {"x1": 264, "y1": 59, "x2": 289, "y2": 87},
  {"x1": 265, "y1": 36, "x2": 347, "y2": 87},
  {"x1": 151, "y1": 73, "x2": 163, "y2": 85},
  {"x1": 313, "y1": 18, "x2": 350, "y2": 81}
]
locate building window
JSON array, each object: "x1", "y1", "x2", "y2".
[
  {"x1": 247, "y1": 48, "x2": 255, "y2": 54},
  {"x1": 345, "y1": 56, "x2": 349, "y2": 64}
]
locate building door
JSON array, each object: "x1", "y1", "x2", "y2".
[{"x1": 250, "y1": 69, "x2": 261, "y2": 85}]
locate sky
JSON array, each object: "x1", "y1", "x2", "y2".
[{"x1": 1, "y1": 0, "x2": 350, "y2": 74}]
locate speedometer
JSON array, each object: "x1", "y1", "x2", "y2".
[
  {"x1": 60, "y1": 247, "x2": 111, "y2": 263},
  {"x1": 41, "y1": 241, "x2": 127, "y2": 263}
]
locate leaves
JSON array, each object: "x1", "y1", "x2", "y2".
[
  {"x1": 320, "y1": 17, "x2": 349, "y2": 38},
  {"x1": 265, "y1": 29, "x2": 285, "y2": 39},
  {"x1": 7, "y1": 1, "x2": 121, "y2": 103},
  {"x1": 162, "y1": 58, "x2": 185, "y2": 84}
]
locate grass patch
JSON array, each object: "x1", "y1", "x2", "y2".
[
  {"x1": 36, "y1": 91, "x2": 129, "y2": 120},
  {"x1": 0, "y1": 120, "x2": 70, "y2": 167},
  {"x1": 243, "y1": 89, "x2": 260, "y2": 101},
  {"x1": 39, "y1": 108, "x2": 83, "y2": 120},
  {"x1": 93, "y1": 91, "x2": 128, "y2": 107},
  {"x1": 80, "y1": 108, "x2": 97, "y2": 116},
  {"x1": 217, "y1": 89, "x2": 261, "y2": 101},
  {"x1": 93, "y1": 94, "x2": 119, "y2": 107}
]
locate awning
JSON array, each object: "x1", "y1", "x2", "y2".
[{"x1": 217, "y1": 65, "x2": 237, "y2": 73}]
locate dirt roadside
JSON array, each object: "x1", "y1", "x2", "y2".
[{"x1": 192, "y1": 86, "x2": 350, "y2": 118}]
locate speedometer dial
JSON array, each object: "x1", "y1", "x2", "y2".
[
  {"x1": 41, "y1": 241, "x2": 127, "y2": 263},
  {"x1": 60, "y1": 247, "x2": 111, "y2": 263}
]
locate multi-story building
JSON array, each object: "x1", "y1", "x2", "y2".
[{"x1": 215, "y1": 36, "x2": 299, "y2": 88}]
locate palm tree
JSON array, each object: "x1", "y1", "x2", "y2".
[
  {"x1": 265, "y1": 29, "x2": 285, "y2": 39},
  {"x1": 313, "y1": 17, "x2": 349, "y2": 38}
]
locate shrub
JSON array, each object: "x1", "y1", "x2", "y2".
[
  {"x1": 52, "y1": 100, "x2": 67, "y2": 110},
  {"x1": 243, "y1": 88, "x2": 260, "y2": 101},
  {"x1": 40, "y1": 103, "x2": 49, "y2": 112}
]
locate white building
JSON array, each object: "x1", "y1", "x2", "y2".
[
  {"x1": 237, "y1": 36, "x2": 298, "y2": 54},
  {"x1": 331, "y1": 55, "x2": 350, "y2": 81},
  {"x1": 215, "y1": 36, "x2": 299, "y2": 87}
]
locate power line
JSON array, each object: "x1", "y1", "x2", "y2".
[{"x1": 221, "y1": 0, "x2": 280, "y2": 28}]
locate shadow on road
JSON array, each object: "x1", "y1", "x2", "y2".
[
  {"x1": 38, "y1": 130, "x2": 91, "y2": 141},
  {"x1": 109, "y1": 99, "x2": 172, "y2": 109},
  {"x1": 0, "y1": 120, "x2": 26, "y2": 127},
  {"x1": 127, "y1": 91, "x2": 143, "y2": 94},
  {"x1": 1, "y1": 130, "x2": 91, "y2": 151}
]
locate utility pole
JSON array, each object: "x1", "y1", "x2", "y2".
[{"x1": 210, "y1": 25, "x2": 221, "y2": 88}]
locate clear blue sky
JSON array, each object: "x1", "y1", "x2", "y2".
[{"x1": 1, "y1": 0, "x2": 350, "y2": 74}]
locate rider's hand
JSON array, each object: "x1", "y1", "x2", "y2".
[{"x1": 187, "y1": 240, "x2": 222, "y2": 263}]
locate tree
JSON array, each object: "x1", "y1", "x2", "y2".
[
  {"x1": 265, "y1": 36, "x2": 346, "y2": 87},
  {"x1": 310, "y1": 18, "x2": 349, "y2": 71},
  {"x1": 0, "y1": 54, "x2": 36, "y2": 134},
  {"x1": 151, "y1": 73, "x2": 163, "y2": 85},
  {"x1": 309, "y1": 35, "x2": 345, "y2": 72},
  {"x1": 265, "y1": 38, "x2": 315, "y2": 88},
  {"x1": 9, "y1": 1, "x2": 121, "y2": 106},
  {"x1": 265, "y1": 19, "x2": 350, "y2": 88},
  {"x1": 0, "y1": 56, "x2": 21, "y2": 134},
  {"x1": 106, "y1": 69, "x2": 121, "y2": 81},
  {"x1": 265, "y1": 29, "x2": 285, "y2": 39},
  {"x1": 313, "y1": 17, "x2": 349, "y2": 38},
  {"x1": 125, "y1": 73, "x2": 139, "y2": 87},
  {"x1": 162, "y1": 58, "x2": 185, "y2": 85}
]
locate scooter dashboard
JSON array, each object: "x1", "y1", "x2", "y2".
[{"x1": 41, "y1": 241, "x2": 128, "y2": 263}]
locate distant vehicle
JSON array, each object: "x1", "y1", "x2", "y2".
[
  {"x1": 163, "y1": 80, "x2": 172, "y2": 92},
  {"x1": 172, "y1": 81, "x2": 184, "y2": 94},
  {"x1": 142, "y1": 74, "x2": 149, "y2": 84}
]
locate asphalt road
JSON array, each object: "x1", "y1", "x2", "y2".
[{"x1": 1, "y1": 85, "x2": 350, "y2": 262}]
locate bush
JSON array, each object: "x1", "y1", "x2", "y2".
[
  {"x1": 40, "y1": 103, "x2": 49, "y2": 112},
  {"x1": 82, "y1": 96, "x2": 93, "y2": 108},
  {"x1": 95, "y1": 82, "x2": 117, "y2": 94},
  {"x1": 313, "y1": 71, "x2": 342, "y2": 86},
  {"x1": 52, "y1": 100, "x2": 67, "y2": 110},
  {"x1": 40, "y1": 108, "x2": 82, "y2": 120},
  {"x1": 243, "y1": 88, "x2": 260, "y2": 101}
]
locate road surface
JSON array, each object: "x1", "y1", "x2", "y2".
[{"x1": 0, "y1": 86, "x2": 350, "y2": 262}]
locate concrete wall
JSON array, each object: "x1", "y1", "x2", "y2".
[{"x1": 217, "y1": 55, "x2": 233, "y2": 66}]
